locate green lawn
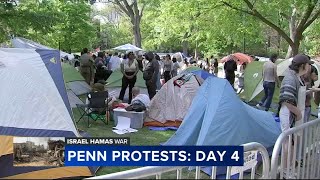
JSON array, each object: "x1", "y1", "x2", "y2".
[{"x1": 72, "y1": 109, "x2": 176, "y2": 176}]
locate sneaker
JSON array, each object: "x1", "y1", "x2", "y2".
[{"x1": 256, "y1": 104, "x2": 262, "y2": 108}]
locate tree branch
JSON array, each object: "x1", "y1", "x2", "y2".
[
  {"x1": 133, "y1": 0, "x2": 139, "y2": 18},
  {"x1": 113, "y1": 0, "x2": 130, "y2": 17},
  {"x1": 221, "y1": 1, "x2": 254, "y2": 15},
  {"x1": 296, "y1": 0, "x2": 316, "y2": 33},
  {"x1": 241, "y1": 0, "x2": 294, "y2": 46},
  {"x1": 303, "y1": 8, "x2": 320, "y2": 31},
  {"x1": 139, "y1": 3, "x2": 145, "y2": 18},
  {"x1": 121, "y1": 0, "x2": 135, "y2": 17}
]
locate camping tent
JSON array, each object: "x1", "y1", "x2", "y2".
[
  {"x1": 164, "y1": 76, "x2": 281, "y2": 146},
  {"x1": 106, "y1": 69, "x2": 147, "y2": 99},
  {"x1": 144, "y1": 74, "x2": 203, "y2": 127},
  {"x1": 11, "y1": 37, "x2": 74, "y2": 60},
  {"x1": 61, "y1": 63, "x2": 91, "y2": 108},
  {"x1": 179, "y1": 66, "x2": 202, "y2": 74},
  {"x1": 62, "y1": 62, "x2": 91, "y2": 100},
  {"x1": 181, "y1": 69, "x2": 215, "y2": 80},
  {"x1": 164, "y1": 77, "x2": 281, "y2": 178},
  {"x1": 244, "y1": 59, "x2": 320, "y2": 102},
  {"x1": 0, "y1": 48, "x2": 96, "y2": 179}
]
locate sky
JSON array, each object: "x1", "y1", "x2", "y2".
[{"x1": 14, "y1": 137, "x2": 65, "y2": 149}]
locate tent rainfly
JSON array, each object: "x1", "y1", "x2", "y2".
[
  {"x1": 164, "y1": 77, "x2": 281, "y2": 178},
  {"x1": 11, "y1": 37, "x2": 74, "y2": 60},
  {"x1": 0, "y1": 48, "x2": 96, "y2": 179}
]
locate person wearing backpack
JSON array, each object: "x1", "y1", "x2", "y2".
[
  {"x1": 223, "y1": 59, "x2": 237, "y2": 88},
  {"x1": 143, "y1": 52, "x2": 159, "y2": 99}
]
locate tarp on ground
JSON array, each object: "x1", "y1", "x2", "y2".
[
  {"x1": 144, "y1": 74, "x2": 203, "y2": 127},
  {"x1": 106, "y1": 69, "x2": 147, "y2": 99},
  {"x1": 244, "y1": 59, "x2": 320, "y2": 102},
  {"x1": 164, "y1": 77, "x2": 281, "y2": 147},
  {"x1": 0, "y1": 48, "x2": 96, "y2": 179}
]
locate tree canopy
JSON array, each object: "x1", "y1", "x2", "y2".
[{"x1": 1, "y1": 0, "x2": 320, "y2": 58}]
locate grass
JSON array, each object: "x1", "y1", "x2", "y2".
[{"x1": 72, "y1": 109, "x2": 176, "y2": 176}]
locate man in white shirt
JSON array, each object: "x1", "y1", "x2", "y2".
[
  {"x1": 108, "y1": 52, "x2": 121, "y2": 71},
  {"x1": 256, "y1": 54, "x2": 280, "y2": 111}
]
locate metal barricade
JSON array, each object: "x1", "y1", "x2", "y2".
[
  {"x1": 270, "y1": 118, "x2": 320, "y2": 179},
  {"x1": 86, "y1": 142, "x2": 270, "y2": 179}
]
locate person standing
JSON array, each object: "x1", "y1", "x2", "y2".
[
  {"x1": 143, "y1": 52, "x2": 159, "y2": 99},
  {"x1": 163, "y1": 54, "x2": 173, "y2": 83},
  {"x1": 136, "y1": 51, "x2": 144, "y2": 72},
  {"x1": 257, "y1": 54, "x2": 280, "y2": 111},
  {"x1": 278, "y1": 54, "x2": 312, "y2": 173},
  {"x1": 79, "y1": 48, "x2": 95, "y2": 85},
  {"x1": 118, "y1": 51, "x2": 139, "y2": 104},
  {"x1": 171, "y1": 57, "x2": 180, "y2": 77},
  {"x1": 108, "y1": 52, "x2": 121, "y2": 72},
  {"x1": 237, "y1": 62, "x2": 247, "y2": 94},
  {"x1": 213, "y1": 58, "x2": 219, "y2": 75},
  {"x1": 224, "y1": 59, "x2": 237, "y2": 88},
  {"x1": 94, "y1": 52, "x2": 105, "y2": 66},
  {"x1": 303, "y1": 65, "x2": 318, "y2": 122}
]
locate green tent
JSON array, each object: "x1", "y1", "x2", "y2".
[
  {"x1": 61, "y1": 63, "x2": 90, "y2": 107},
  {"x1": 243, "y1": 61, "x2": 265, "y2": 102},
  {"x1": 106, "y1": 69, "x2": 146, "y2": 88},
  {"x1": 61, "y1": 63, "x2": 85, "y2": 83}
]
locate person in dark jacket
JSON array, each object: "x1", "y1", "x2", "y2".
[
  {"x1": 143, "y1": 52, "x2": 159, "y2": 99},
  {"x1": 224, "y1": 59, "x2": 237, "y2": 88}
]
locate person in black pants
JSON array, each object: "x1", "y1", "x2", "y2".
[
  {"x1": 143, "y1": 52, "x2": 159, "y2": 99},
  {"x1": 224, "y1": 59, "x2": 237, "y2": 88},
  {"x1": 119, "y1": 51, "x2": 139, "y2": 103}
]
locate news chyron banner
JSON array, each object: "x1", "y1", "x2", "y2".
[
  {"x1": 13, "y1": 137, "x2": 244, "y2": 167},
  {"x1": 65, "y1": 137, "x2": 244, "y2": 167}
]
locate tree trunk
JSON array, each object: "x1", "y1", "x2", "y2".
[
  {"x1": 182, "y1": 32, "x2": 189, "y2": 56},
  {"x1": 285, "y1": 6, "x2": 301, "y2": 58},
  {"x1": 182, "y1": 41, "x2": 188, "y2": 56},
  {"x1": 132, "y1": 17, "x2": 142, "y2": 48}
]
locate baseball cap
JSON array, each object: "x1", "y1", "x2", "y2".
[{"x1": 292, "y1": 54, "x2": 314, "y2": 65}]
